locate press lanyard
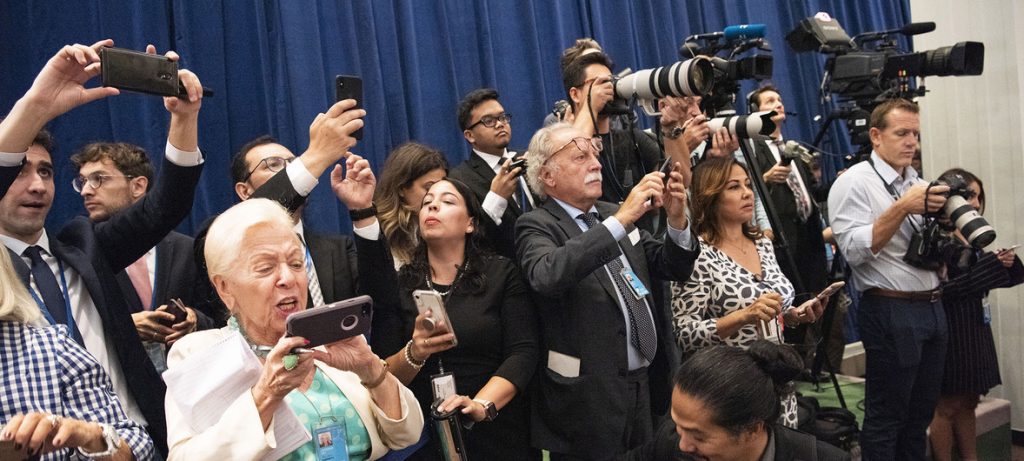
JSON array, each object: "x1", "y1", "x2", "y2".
[
  {"x1": 868, "y1": 157, "x2": 921, "y2": 233},
  {"x1": 27, "y1": 258, "x2": 79, "y2": 337}
]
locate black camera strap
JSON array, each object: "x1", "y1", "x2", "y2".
[{"x1": 868, "y1": 157, "x2": 922, "y2": 233}]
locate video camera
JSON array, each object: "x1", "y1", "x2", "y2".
[
  {"x1": 680, "y1": 24, "x2": 774, "y2": 115},
  {"x1": 787, "y1": 12, "x2": 984, "y2": 153}
]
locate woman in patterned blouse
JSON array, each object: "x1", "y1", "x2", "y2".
[{"x1": 669, "y1": 157, "x2": 833, "y2": 427}]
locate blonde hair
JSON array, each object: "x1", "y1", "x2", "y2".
[
  {"x1": 204, "y1": 198, "x2": 298, "y2": 280},
  {"x1": 0, "y1": 250, "x2": 42, "y2": 324}
]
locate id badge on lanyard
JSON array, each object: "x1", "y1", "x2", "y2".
[{"x1": 313, "y1": 417, "x2": 350, "y2": 461}]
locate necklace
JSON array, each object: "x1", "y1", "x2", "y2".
[
  {"x1": 722, "y1": 238, "x2": 752, "y2": 256},
  {"x1": 425, "y1": 259, "x2": 469, "y2": 298}
]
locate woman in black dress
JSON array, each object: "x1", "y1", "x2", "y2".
[
  {"x1": 361, "y1": 178, "x2": 540, "y2": 460},
  {"x1": 928, "y1": 168, "x2": 1023, "y2": 461}
]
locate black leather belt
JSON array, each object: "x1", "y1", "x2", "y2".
[{"x1": 863, "y1": 287, "x2": 942, "y2": 303}]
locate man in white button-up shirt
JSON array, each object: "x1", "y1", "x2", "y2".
[{"x1": 828, "y1": 99, "x2": 950, "y2": 461}]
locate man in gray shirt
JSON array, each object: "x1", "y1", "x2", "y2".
[{"x1": 827, "y1": 99, "x2": 949, "y2": 460}]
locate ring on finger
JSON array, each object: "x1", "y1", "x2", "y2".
[
  {"x1": 283, "y1": 354, "x2": 299, "y2": 371},
  {"x1": 46, "y1": 414, "x2": 61, "y2": 428}
]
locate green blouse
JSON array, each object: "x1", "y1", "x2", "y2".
[{"x1": 280, "y1": 368, "x2": 372, "y2": 461}]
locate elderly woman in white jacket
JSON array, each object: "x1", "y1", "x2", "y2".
[{"x1": 165, "y1": 198, "x2": 423, "y2": 460}]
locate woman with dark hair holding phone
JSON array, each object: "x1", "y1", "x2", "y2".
[
  {"x1": 623, "y1": 340, "x2": 849, "y2": 460},
  {"x1": 358, "y1": 177, "x2": 540, "y2": 460},
  {"x1": 670, "y1": 157, "x2": 832, "y2": 427},
  {"x1": 928, "y1": 168, "x2": 1023, "y2": 461}
]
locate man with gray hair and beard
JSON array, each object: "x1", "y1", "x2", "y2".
[{"x1": 514, "y1": 123, "x2": 699, "y2": 459}]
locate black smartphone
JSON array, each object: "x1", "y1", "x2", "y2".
[
  {"x1": 658, "y1": 157, "x2": 675, "y2": 184},
  {"x1": 506, "y1": 158, "x2": 527, "y2": 176},
  {"x1": 101, "y1": 46, "x2": 213, "y2": 98},
  {"x1": 335, "y1": 75, "x2": 364, "y2": 140},
  {"x1": 101, "y1": 47, "x2": 179, "y2": 96},
  {"x1": 160, "y1": 298, "x2": 188, "y2": 326},
  {"x1": 286, "y1": 295, "x2": 373, "y2": 347}
]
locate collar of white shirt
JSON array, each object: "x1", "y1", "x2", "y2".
[
  {"x1": 0, "y1": 229, "x2": 50, "y2": 257},
  {"x1": 473, "y1": 148, "x2": 512, "y2": 172}
]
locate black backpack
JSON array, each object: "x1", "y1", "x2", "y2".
[{"x1": 796, "y1": 395, "x2": 860, "y2": 451}]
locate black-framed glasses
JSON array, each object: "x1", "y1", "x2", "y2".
[
  {"x1": 72, "y1": 173, "x2": 136, "y2": 193},
  {"x1": 243, "y1": 156, "x2": 294, "y2": 182},
  {"x1": 467, "y1": 113, "x2": 512, "y2": 129}
]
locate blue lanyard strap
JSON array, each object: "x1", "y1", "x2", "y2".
[{"x1": 28, "y1": 258, "x2": 82, "y2": 343}]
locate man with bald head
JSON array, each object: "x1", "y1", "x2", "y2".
[{"x1": 515, "y1": 123, "x2": 699, "y2": 459}]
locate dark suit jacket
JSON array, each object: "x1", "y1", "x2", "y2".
[
  {"x1": 449, "y1": 151, "x2": 531, "y2": 259},
  {"x1": 2, "y1": 158, "x2": 203, "y2": 457},
  {"x1": 515, "y1": 198, "x2": 699, "y2": 458},
  {"x1": 752, "y1": 141, "x2": 829, "y2": 295},
  {"x1": 115, "y1": 231, "x2": 215, "y2": 330}
]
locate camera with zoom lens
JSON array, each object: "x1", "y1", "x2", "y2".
[
  {"x1": 609, "y1": 58, "x2": 714, "y2": 116},
  {"x1": 904, "y1": 173, "x2": 996, "y2": 269}
]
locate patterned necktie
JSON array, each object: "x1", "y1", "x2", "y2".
[
  {"x1": 125, "y1": 255, "x2": 153, "y2": 310},
  {"x1": 774, "y1": 140, "x2": 812, "y2": 221},
  {"x1": 23, "y1": 246, "x2": 83, "y2": 344},
  {"x1": 302, "y1": 239, "x2": 325, "y2": 308},
  {"x1": 577, "y1": 212, "x2": 657, "y2": 361}
]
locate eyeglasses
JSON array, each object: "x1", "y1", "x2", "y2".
[
  {"x1": 467, "y1": 113, "x2": 512, "y2": 129},
  {"x1": 243, "y1": 156, "x2": 294, "y2": 182},
  {"x1": 72, "y1": 173, "x2": 136, "y2": 193},
  {"x1": 555, "y1": 136, "x2": 603, "y2": 156}
]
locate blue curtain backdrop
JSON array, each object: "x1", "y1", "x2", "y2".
[{"x1": 0, "y1": 0, "x2": 910, "y2": 237}]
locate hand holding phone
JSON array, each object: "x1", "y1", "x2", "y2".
[
  {"x1": 506, "y1": 158, "x2": 528, "y2": 177},
  {"x1": 999, "y1": 244, "x2": 1021, "y2": 254},
  {"x1": 335, "y1": 75, "x2": 364, "y2": 140},
  {"x1": 286, "y1": 296, "x2": 373, "y2": 347},
  {"x1": 413, "y1": 290, "x2": 458, "y2": 347},
  {"x1": 816, "y1": 281, "x2": 846, "y2": 302},
  {"x1": 100, "y1": 46, "x2": 213, "y2": 98},
  {"x1": 657, "y1": 157, "x2": 676, "y2": 184},
  {"x1": 161, "y1": 298, "x2": 189, "y2": 326}
]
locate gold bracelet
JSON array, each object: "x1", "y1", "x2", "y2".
[{"x1": 361, "y1": 359, "x2": 390, "y2": 389}]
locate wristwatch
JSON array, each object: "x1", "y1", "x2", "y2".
[
  {"x1": 662, "y1": 125, "x2": 684, "y2": 140},
  {"x1": 473, "y1": 398, "x2": 498, "y2": 421},
  {"x1": 348, "y1": 203, "x2": 377, "y2": 220},
  {"x1": 78, "y1": 423, "x2": 120, "y2": 458}
]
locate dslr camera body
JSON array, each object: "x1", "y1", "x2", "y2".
[{"x1": 904, "y1": 173, "x2": 995, "y2": 269}]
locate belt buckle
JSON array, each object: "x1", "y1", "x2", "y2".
[{"x1": 929, "y1": 290, "x2": 942, "y2": 303}]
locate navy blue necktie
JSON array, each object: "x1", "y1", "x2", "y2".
[
  {"x1": 24, "y1": 246, "x2": 82, "y2": 343},
  {"x1": 578, "y1": 212, "x2": 657, "y2": 361}
]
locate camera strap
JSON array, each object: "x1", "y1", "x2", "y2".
[{"x1": 868, "y1": 157, "x2": 922, "y2": 233}]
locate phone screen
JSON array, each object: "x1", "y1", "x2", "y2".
[{"x1": 335, "y1": 75, "x2": 364, "y2": 140}]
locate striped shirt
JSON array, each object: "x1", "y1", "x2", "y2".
[
  {"x1": 828, "y1": 151, "x2": 940, "y2": 292},
  {"x1": 0, "y1": 321, "x2": 153, "y2": 460}
]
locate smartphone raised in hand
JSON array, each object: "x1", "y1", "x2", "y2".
[
  {"x1": 412, "y1": 289, "x2": 457, "y2": 346},
  {"x1": 100, "y1": 46, "x2": 213, "y2": 98},
  {"x1": 335, "y1": 75, "x2": 364, "y2": 140},
  {"x1": 286, "y1": 295, "x2": 373, "y2": 347}
]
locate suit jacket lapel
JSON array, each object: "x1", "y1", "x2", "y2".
[
  {"x1": 48, "y1": 236, "x2": 111, "y2": 325},
  {"x1": 153, "y1": 238, "x2": 172, "y2": 305},
  {"x1": 543, "y1": 200, "x2": 620, "y2": 303},
  {"x1": 8, "y1": 247, "x2": 30, "y2": 286}
]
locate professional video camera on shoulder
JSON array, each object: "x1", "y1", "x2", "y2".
[
  {"x1": 904, "y1": 172, "x2": 996, "y2": 270},
  {"x1": 673, "y1": 24, "x2": 779, "y2": 140}
]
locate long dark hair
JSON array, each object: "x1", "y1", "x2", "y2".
[
  {"x1": 690, "y1": 156, "x2": 762, "y2": 245},
  {"x1": 674, "y1": 340, "x2": 803, "y2": 436},
  {"x1": 398, "y1": 178, "x2": 489, "y2": 296}
]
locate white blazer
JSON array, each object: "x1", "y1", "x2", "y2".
[{"x1": 164, "y1": 327, "x2": 424, "y2": 460}]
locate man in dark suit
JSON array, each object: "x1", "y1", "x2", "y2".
[
  {"x1": 0, "y1": 40, "x2": 206, "y2": 457},
  {"x1": 72, "y1": 142, "x2": 214, "y2": 372},
  {"x1": 516, "y1": 123, "x2": 699, "y2": 459},
  {"x1": 449, "y1": 88, "x2": 533, "y2": 259},
  {"x1": 747, "y1": 86, "x2": 832, "y2": 349},
  {"x1": 229, "y1": 135, "x2": 361, "y2": 308}
]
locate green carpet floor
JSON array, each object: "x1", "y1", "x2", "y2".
[{"x1": 796, "y1": 376, "x2": 1012, "y2": 460}]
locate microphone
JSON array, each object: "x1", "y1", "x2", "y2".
[
  {"x1": 723, "y1": 24, "x2": 767, "y2": 41},
  {"x1": 783, "y1": 140, "x2": 816, "y2": 165},
  {"x1": 899, "y1": 22, "x2": 936, "y2": 36}
]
